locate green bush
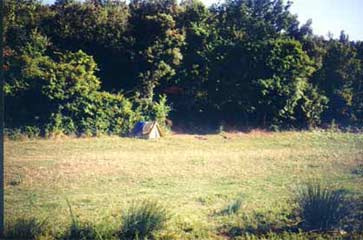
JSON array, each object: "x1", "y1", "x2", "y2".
[
  {"x1": 5, "y1": 46, "x2": 151, "y2": 137},
  {"x1": 41, "y1": 50, "x2": 101, "y2": 101},
  {"x1": 35, "y1": 50, "x2": 171, "y2": 137},
  {"x1": 40, "y1": 50, "x2": 137, "y2": 137},
  {"x1": 133, "y1": 94, "x2": 171, "y2": 127},
  {"x1": 21, "y1": 126, "x2": 41, "y2": 138},
  {"x1": 256, "y1": 39, "x2": 317, "y2": 125},
  {"x1": 297, "y1": 84, "x2": 329, "y2": 128},
  {"x1": 56, "y1": 91, "x2": 140, "y2": 136},
  {"x1": 5, "y1": 126, "x2": 41, "y2": 140},
  {"x1": 5, "y1": 128, "x2": 25, "y2": 140},
  {"x1": 119, "y1": 200, "x2": 169, "y2": 240},
  {"x1": 296, "y1": 182, "x2": 349, "y2": 231},
  {"x1": 152, "y1": 95, "x2": 171, "y2": 128}
]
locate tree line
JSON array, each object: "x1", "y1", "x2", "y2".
[{"x1": 4, "y1": 0, "x2": 363, "y2": 135}]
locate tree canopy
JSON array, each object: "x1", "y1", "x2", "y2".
[{"x1": 4, "y1": 0, "x2": 363, "y2": 135}]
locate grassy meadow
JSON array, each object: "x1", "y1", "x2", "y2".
[{"x1": 4, "y1": 130, "x2": 363, "y2": 239}]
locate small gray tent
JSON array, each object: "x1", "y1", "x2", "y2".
[{"x1": 132, "y1": 121, "x2": 163, "y2": 139}]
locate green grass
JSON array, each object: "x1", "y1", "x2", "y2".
[{"x1": 4, "y1": 130, "x2": 363, "y2": 238}]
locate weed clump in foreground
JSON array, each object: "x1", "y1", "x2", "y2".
[
  {"x1": 118, "y1": 200, "x2": 169, "y2": 240},
  {"x1": 62, "y1": 221, "x2": 101, "y2": 240},
  {"x1": 5, "y1": 217, "x2": 48, "y2": 240},
  {"x1": 62, "y1": 199, "x2": 104, "y2": 240},
  {"x1": 296, "y1": 182, "x2": 349, "y2": 231},
  {"x1": 352, "y1": 164, "x2": 363, "y2": 177}
]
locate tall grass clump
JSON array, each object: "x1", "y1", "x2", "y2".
[
  {"x1": 220, "y1": 198, "x2": 243, "y2": 215},
  {"x1": 296, "y1": 182, "x2": 349, "y2": 231},
  {"x1": 5, "y1": 217, "x2": 48, "y2": 240},
  {"x1": 62, "y1": 200, "x2": 103, "y2": 240},
  {"x1": 62, "y1": 221, "x2": 101, "y2": 240},
  {"x1": 118, "y1": 200, "x2": 169, "y2": 240}
]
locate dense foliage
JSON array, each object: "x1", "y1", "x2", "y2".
[{"x1": 4, "y1": 0, "x2": 363, "y2": 135}]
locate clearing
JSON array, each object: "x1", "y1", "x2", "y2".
[{"x1": 4, "y1": 131, "x2": 363, "y2": 236}]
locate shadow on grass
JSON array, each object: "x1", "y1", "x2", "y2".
[
  {"x1": 171, "y1": 121, "x2": 260, "y2": 135},
  {"x1": 4, "y1": 217, "x2": 48, "y2": 240}
]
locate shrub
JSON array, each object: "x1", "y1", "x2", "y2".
[
  {"x1": 45, "y1": 112, "x2": 66, "y2": 137},
  {"x1": 5, "y1": 43, "x2": 172, "y2": 137},
  {"x1": 41, "y1": 50, "x2": 101, "y2": 101},
  {"x1": 42, "y1": 91, "x2": 140, "y2": 137},
  {"x1": 296, "y1": 84, "x2": 328, "y2": 128},
  {"x1": 152, "y1": 95, "x2": 171, "y2": 127},
  {"x1": 23, "y1": 126, "x2": 41, "y2": 138},
  {"x1": 134, "y1": 94, "x2": 171, "y2": 127},
  {"x1": 39, "y1": 50, "x2": 141, "y2": 136},
  {"x1": 62, "y1": 91, "x2": 139, "y2": 136},
  {"x1": 256, "y1": 39, "x2": 317, "y2": 125},
  {"x1": 5, "y1": 217, "x2": 48, "y2": 240},
  {"x1": 296, "y1": 182, "x2": 349, "y2": 231},
  {"x1": 119, "y1": 200, "x2": 169, "y2": 240},
  {"x1": 4, "y1": 128, "x2": 24, "y2": 140},
  {"x1": 6, "y1": 46, "x2": 144, "y2": 137}
]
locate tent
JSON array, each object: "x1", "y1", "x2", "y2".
[{"x1": 132, "y1": 121, "x2": 163, "y2": 139}]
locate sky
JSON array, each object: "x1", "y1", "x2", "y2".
[
  {"x1": 43, "y1": 0, "x2": 363, "y2": 41},
  {"x1": 288, "y1": 0, "x2": 363, "y2": 41}
]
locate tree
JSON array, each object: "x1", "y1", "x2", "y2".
[
  {"x1": 4, "y1": 0, "x2": 363, "y2": 132},
  {"x1": 312, "y1": 36, "x2": 361, "y2": 124},
  {"x1": 255, "y1": 38, "x2": 318, "y2": 126},
  {"x1": 170, "y1": 0, "x2": 215, "y2": 122},
  {"x1": 43, "y1": 1, "x2": 131, "y2": 90},
  {"x1": 351, "y1": 41, "x2": 363, "y2": 124},
  {"x1": 4, "y1": 30, "x2": 53, "y2": 128},
  {"x1": 129, "y1": 0, "x2": 185, "y2": 100}
]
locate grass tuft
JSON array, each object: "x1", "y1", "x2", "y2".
[
  {"x1": 62, "y1": 199, "x2": 103, "y2": 240},
  {"x1": 296, "y1": 182, "x2": 349, "y2": 231},
  {"x1": 8, "y1": 174, "x2": 22, "y2": 186},
  {"x1": 119, "y1": 200, "x2": 169, "y2": 240},
  {"x1": 63, "y1": 222, "x2": 101, "y2": 240},
  {"x1": 352, "y1": 164, "x2": 363, "y2": 176},
  {"x1": 220, "y1": 198, "x2": 243, "y2": 215}
]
